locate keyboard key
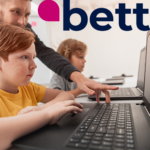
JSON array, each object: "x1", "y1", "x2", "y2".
[
  {"x1": 107, "y1": 130, "x2": 115, "y2": 134},
  {"x1": 102, "y1": 141, "x2": 113, "y2": 146},
  {"x1": 92, "y1": 140, "x2": 101, "y2": 145},
  {"x1": 67, "y1": 143, "x2": 88, "y2": 149},
  {"x1": 115, "y1": 143, "x2": 125, "y2": 148},
  {"x1": 96, "y1": 127, "x2": 106, "y2": 133},
  {"x1": 83, "y1": 136, "x2": 92, "y2": 140},
  {"x1": 127, "y1": 139, "x2": 134, "y2": 144},
  {"x1": 101, "y1": 121, "x2": 108, "y2": 124},
  {"x1": 85, "y1": 132, "x2": 93, "y2": 136},
  {"x1": 84, "y1": 122, "x2": 91, "y2": 126},
  {"x1": 87, "y1": 125, "x2": 98, "y2": 132},
  {"x1": 93, "y1": 137, "x2": 103, "y2": 141},
  {"x1": 127, "y1": 124, "x2": 132, "y2": 127},
  {"x1": 95, "y1": 133, "x2": 104, "y2": 137},
  {"x1": 88, "y1": 116, "x2": 95, "y2": 119},
  {"x1": 89, "y1": 145, "x2": 112, "y2": 150},
  {"x1": 116, "y1": 129, "x2": 125, "y2": 135},
  {"x1": 127, "y1": 132, "x2": 133, "y2": 136},
  {"x1": 104, "y1": 138, "x2": 113, "y2": 142},
  {"x1": 116, "y1": 135, "x2": 125, "y2": 139},
  {"x1": 109, "y1": 121, "x2": 116, "y2": 124},
  {"x1": 117, "y1": 125, "x2": 125, "y2": 129},
  {"x1": 105, "y1": 134, "x2": 113, "y2": 138},
  {"x1": 81, "y1": 139, "x2": 90, "y2": 144},
  {"x1": 114, "y1": 149, "x2": 125, "y2": 150},
  {"x1": 92, "y1": 122, "x2": 99, "y2": 125},
  {"x1": 126, "y1": 129, "x2": 132, "y2": 132},
  {"x1": 78, "y1": 129, "x2": 86, "y2": 132},
  {"x1": 70, "y1": 138, "x2": 80, "y2": 143},
  {"x1": 127, "y1": 136, "x2": 134, "y2": 139},
  {"x1": 99, "y1": 124, "x2": 107, "y2": 127},
  {"x1": 73, "y1": 132, "x2": 84, "y2": 139},
  {"x1": 80, "y1": 126, "x2": 85, "y2": 129},
  {"x1": 108, "y1": 123, "x2": 116, "y2": 126},
  {"x1": 107, "y1": 126, "x2": 115, "y2": 130},
  {"x1": 117, "y1": 122, "x2": 124, "y2": 125},
  {"x1": 127, "y1": 144, "x2": 134, "y2": 148},
  {"x1": 115, "y1": 139, "x2": 124, "y2": 143}
]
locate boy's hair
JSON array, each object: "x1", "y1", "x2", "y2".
[
  {"x1": 0, "y1": 23, "x2": 35, "y2": 61},
  {"x1": 57, "y1": 39, "x2": 87, "y2": 60}
]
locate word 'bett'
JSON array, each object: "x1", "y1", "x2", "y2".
[{"x1": 63, "y1": 2, "x2": 149, "y2": 31}]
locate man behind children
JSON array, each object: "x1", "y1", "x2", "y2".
[{"x1": 0, "y1": 0, "x2": 119, "y2": 102}]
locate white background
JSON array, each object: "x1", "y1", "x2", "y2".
[{"x1": 30, "y1": 0, "x2": 150, "y2": 84}]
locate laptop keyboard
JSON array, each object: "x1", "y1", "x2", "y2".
[
  {"x1": 110, "y1": 88, "x2": 135, "y2": 97},
  {"x1": 66, "y1": 103, "x2": 135, "y2": 150}
]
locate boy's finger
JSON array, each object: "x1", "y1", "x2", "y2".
[
  {"x1": 67, "y1": 106, "x2": 83, "y2": 113},
  {"x1": 64, "y1": 100, "x2": 83, "y2": 109}
]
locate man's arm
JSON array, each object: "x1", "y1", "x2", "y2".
[
  {"x1": 26, "y1": 23, "x2": 119, "y2": 102},
  {"x1": 26, "y1": 23, "x2": 79, "y2": 81},
  {"x1": 70, "y1": 72, "x2": 119, "y2": 103}
]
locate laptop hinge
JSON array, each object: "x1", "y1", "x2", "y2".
[
  {"x1": 144, "y1": 106, "x2": 150, "y2": 117},
  {"x1": 136, "y1": 87, "x2": 143, "y2": 94},
  {"x1": 140, "y1": 101, "x2": 145, "y2": 106},
  {"x1": 136, "y1": 101, "x2": 145, "y2": 106}
]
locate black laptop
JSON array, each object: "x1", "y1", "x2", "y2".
[
  {"x1": 11, "y1": 32, "x2": 150, "y2": 150},
  {"x1": 106, "y1": 77, "x2": 125, "y2": 81},
  {"x1": 101, "y1": 79, "x2": 124, "y2": 85},
  {"x1": 89, "y1": 47, "x2": 146, "y2": 101}
]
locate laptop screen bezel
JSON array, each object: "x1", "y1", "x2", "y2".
[
  {"x1": 137, "y1": 47, "x2": 146, "y2": 92},
  {"x1": 143, "y1": 30, "x2": 150, "y2": 113}
]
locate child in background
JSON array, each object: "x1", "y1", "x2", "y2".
[{"x1": 49, "y1": 39, "x2": 87, "y2": 97}]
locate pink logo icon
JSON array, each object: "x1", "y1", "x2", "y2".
[{"x1": 38, "y1": 0, "x2": 60, "y2": 22}]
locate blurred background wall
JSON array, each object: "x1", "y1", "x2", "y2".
[{"x1": 30, "y1": 0, "x2": 150, "y2": 85}]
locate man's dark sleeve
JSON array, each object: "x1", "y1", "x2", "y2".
[{"x1": 26, "y1": 23, "x2": 79, "y2": 81}]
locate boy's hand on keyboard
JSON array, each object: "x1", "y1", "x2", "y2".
[{"x1": 44, "y1": 100, "x2": 83, "y2": 125}]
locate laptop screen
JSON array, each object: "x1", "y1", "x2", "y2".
[
  {"x1": 143, "y1": 32, "x2": 150, "y2": 113},
  {"x1": 144, "y1": 36, "x2": 150, "y2": 103},
  {"x1": 137, "y1": 47, "x2": 146, "y2": 91}
]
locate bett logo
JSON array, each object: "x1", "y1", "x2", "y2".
[{"x1": 38, "y1": 0, "x2": 150, "y2": 31}]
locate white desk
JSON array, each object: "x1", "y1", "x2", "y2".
[{"x1": 76, "y1": 76, "x2": 143, "y2": 104}]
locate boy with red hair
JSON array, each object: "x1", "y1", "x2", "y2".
[{"x1": 0, "y1": 24, "x2": 83, "y2": 149}]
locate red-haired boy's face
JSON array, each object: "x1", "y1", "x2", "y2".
[
  {"x1": 0, "y1": 0, "x2": 31, "y2": 27},
  {"x1": 0, "y1": 43, "x2": 37, "y2": 88}
]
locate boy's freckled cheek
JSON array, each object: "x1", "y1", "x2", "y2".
[{"x1": 10, "y1": 61, "x2": 28, "y2": 76}]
